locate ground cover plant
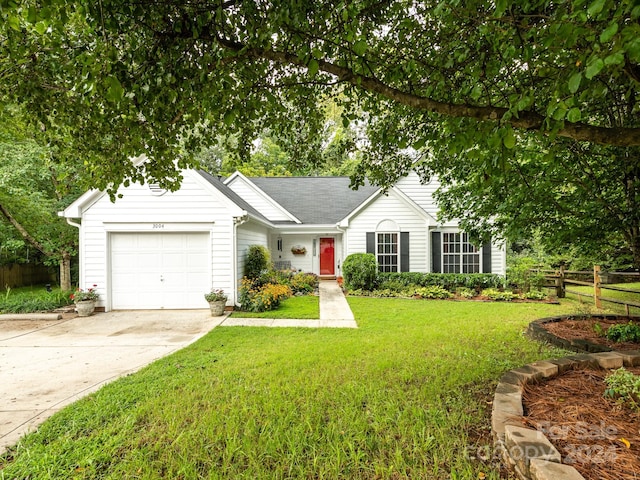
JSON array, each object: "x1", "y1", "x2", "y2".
[
  {"x1": 229, "y1": 295, "x2": 319, "y2": 319},
  {"x1": 0, "y1": 299, "x2": 578, "y2": 479},
  {"x1": 0, "y1": 286, "x2": 72, "y2": 313}
]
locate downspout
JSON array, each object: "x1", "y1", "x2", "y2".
[{"x1": 232, "y1": 213, "x2": 249, "y2": 306}]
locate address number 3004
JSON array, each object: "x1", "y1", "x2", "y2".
[{"x1": 152, "y1": 224, "x2": 165, "y2": 229}]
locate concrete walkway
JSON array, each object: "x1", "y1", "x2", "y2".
[{"x1": 221, "y1": 280, "x2": 357, "y2": 328}]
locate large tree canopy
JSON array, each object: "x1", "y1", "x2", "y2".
[
  {"x1": 1, "y1": 0, "x2": 638, "y2": 186},
  {"x1": 1, "y1": 0, "x2": 639, "y2": 263}
]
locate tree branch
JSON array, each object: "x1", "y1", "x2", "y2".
[
  {"x1": 214, "y1": 39, "x2": 640, "y2": 147},
  {"x1": 0, "y1": 204, "x2": 52, "y2": 257}
]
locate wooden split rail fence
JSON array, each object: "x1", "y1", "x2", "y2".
[{"x1": 533, "y1": 266, "x2": 640, "y2": 315}]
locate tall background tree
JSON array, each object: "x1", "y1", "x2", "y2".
[
  {"x1": 1, "y1": 0, "x2": 638, "y2": 265},
  {"x1": 0, "y1": 105, "x2": 81, "y2": 289}
]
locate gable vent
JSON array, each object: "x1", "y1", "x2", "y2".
[{"x1": 148, "y1": 183, "x2": 167, "y2": 196}]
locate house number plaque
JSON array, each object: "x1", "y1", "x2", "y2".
[{"x1": 152, "y1": 224, "x2": 165, "y2": 229}]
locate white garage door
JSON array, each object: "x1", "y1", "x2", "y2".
[{"x1": 110, "y1": 232, "x2": 210, "y2": 309}]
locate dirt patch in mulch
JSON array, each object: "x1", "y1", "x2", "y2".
[
  {"x1": 541, "y1": 316, "x2": 640, "y2": 351},
  {"x1": 523, "y1": 367, "x2": 640, "y2": 480}
]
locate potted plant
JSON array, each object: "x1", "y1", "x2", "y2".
[
  {"x1": 71, "y1": 285, "x2": 99, "y2": 317},
  {"x1": 204, "y1": 289, "x2": 228, "y2": 316}
]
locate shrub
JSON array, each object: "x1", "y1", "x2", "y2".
[
  {"x1": 456, "y1": 287, "x2": 476, "y2": 299},
  {"x1": 244, "y1": 245, "x2": 271, "y2": 280},
  {"x1": 521, "y1": 290, "x2": 548, "y2": 300},
  {"x1": 343, "y1": 253, "x2": 378, "y2": 290},
  {"x1": 604, "y1": 367, "x2": 640, "y2": 411},
  {"x1": 413, "y1": 285, "x2": 453, "y2": 299},
  {"x1": 289, "y1": 272, "x2": 319, "y2": 294},
  {"x1": 376, "y1": 272, "x2": 503, "y2": 291},
  {"x1": 378, "y1": 278, "x2": 410, "y2": 293},
  {"x1": 481, "y1": 288, "x2": 517, "y2": 301},
  {"x1": 506, "y1": 256, "x2": 546, "y2": 292},
  {"x1": 238, "y1": 278, "x2": 292, "y2": 312},
  {"x1": 605, "y1": 322, "x2": 640, "y2": 343}
]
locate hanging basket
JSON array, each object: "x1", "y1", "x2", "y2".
[{"x1": 291, "y1": 245, "x2": 307, "y2": 255}]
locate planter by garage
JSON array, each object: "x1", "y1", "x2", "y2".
[
  {"x1": 208, "y1": 300, "x2": 226, "y2": 316},
  {"x1": 76, "y1": 300, "x2": 96, "y2": 317}
]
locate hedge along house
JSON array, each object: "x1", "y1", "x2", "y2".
[{"x1": 62, "y1": 167, "x2": 506, "y2": 311}]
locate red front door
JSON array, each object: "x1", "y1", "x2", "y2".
[{"x1": 319, "y1": 238, "x2": 335, "y2": 275}]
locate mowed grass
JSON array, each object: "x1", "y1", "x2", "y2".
[
  {"x1": 229, "y1": 295, "x2": 319, "y2": 319},
  {"x1": 564, "y1": 281, "x2": 640, "y2": 315},
  {"x1": 0, "y1": 299, "x2": 580, "y2": 479}
]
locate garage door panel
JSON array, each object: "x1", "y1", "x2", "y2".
[{"x1": 110, "y1": 232, "x2": 211, "y2": 309}]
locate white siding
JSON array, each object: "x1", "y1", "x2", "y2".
[
  {"x1": 236, "y1": 221, "x2": 270, "y2": 282},
  {"x1": 79, "y1": 172, "x2": 237, "y2": 310},
  {"x1": 227, "y1": 176, "x2": 294, "y2": 222},
  {"x1": 395, "y1": 172, "x2": 457, "y2": 227},
  {"x1": 491, "y1": 240, "x2": 507, "y2": 276},
  {"x1": 346, "y1": 190, "x2": 429, "y2": 272}
]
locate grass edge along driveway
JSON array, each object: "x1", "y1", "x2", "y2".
[{"x1": 0, "y1": 298, "x2": 579, "y2": 479}]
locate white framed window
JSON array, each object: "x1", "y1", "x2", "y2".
[
  {"x1": 377, "y1": 232, "x2": 398, "y2": 272},
  {"x1": 442, "y1": 232, "x2": 480, "y2": 273}
]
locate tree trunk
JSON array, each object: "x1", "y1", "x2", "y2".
[{"x1": 60, "y1": 251, "x2": 72, "y2": 291}]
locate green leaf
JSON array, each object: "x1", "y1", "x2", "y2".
[
  {"x1": 8, "y1": 15, "x2": 20, "y2": 31},
  {"x1": 353, "y1": 40, "x2": 367, "y2": 56},
  {"x1": 106, "y1": 76, "x2": 124, "y2": 102},
  {"x1": 626, "y1": 38, "x2": 640, "y2": 63},
  {"x1": 307, "y1": 59, "x2": 319, "y2": 77},
  {"x1": 503, "y1": 128, "x2": 516, "y2": 149},
  {"x1": 568, "y1": 72, "x2": 582, "y2": 93},
  {"x1": 587, "y1": 0, "x2": 605, "y2": 17},
  {"x1": 567, "y1": 107, "x2": 581, "y2": 123},
  {"x1": 585, "y1": 58, "x2": 604, "y2": 79},
  {"x1": 599, "y1": 22, "x2": 618, "y2": 43},
  {"x1": 494, "y1": 0, "x2": 508, "y2": 17},
  {"x1": 223, "y1": 110, "x2": 236, "y2": 126},
  {"x1": 604, "y1": 52, "x2": 624, "y2": 65}
]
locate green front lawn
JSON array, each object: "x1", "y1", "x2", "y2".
[
  {"x1": 564, "y1": 281, "x2": 640, "y2": 315},
  {"x1": 0, "y1": 298, "x2": 579, "y2": 479}
]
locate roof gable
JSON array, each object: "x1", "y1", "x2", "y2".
[
  {"x1": 224, "y1": 171, "x2": 301, "y2": 223},
  {"x1": 249, "y1": 177, "x2": 380, "y2": 224}
]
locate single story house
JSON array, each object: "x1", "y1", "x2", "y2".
[{"x1": 62, "y1": 167, "x2": 506, "y2": 311}]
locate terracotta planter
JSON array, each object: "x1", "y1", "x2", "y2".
[
  {"x1": 75, "y1": 300, "x2": 96, "y2": 317},
  {"x1": 208, "y1": 300, "x2": 226, "y2": 316}
]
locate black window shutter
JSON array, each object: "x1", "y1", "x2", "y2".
[
  {"x1": 400, "y1": 232, "x2": 410, "y2": 272},
  {"x1": 366, "y1": 232, "x2": 375, "y2": 255},
  {"x1": 482, "y1": 240, "x2": 492, "y2": 273},
  {"x1": 431, "y1": 232, "x2": 441, "y2": 273}
]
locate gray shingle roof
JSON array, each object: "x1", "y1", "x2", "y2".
[
  {"x1": 196, "y1": 170, "x2": 270, "y2": 224},
  {"x1": 249, "y1": 177, "x2": 380, "y2": 224}
]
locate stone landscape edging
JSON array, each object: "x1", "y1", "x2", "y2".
[
  {"x1": 527, "y1": 314, "x2": 640, "y2": 353},
  {"x1": 491, "y1": 350, "x2": 640, "y2": 480}
]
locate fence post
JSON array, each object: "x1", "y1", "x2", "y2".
[
  {"x1": 555, "y1": 264, "x2": 565, "y2": 298},
  {"x1": 594, "y1": 265, "x2": 602, "y2": 309}
]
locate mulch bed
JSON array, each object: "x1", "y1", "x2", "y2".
[
  {"x1": 522, "y1": 367, "x2": 640, "y2": 480},
  {"x1": 541, "y1": 316, "x2": 640, "y2": 351}
]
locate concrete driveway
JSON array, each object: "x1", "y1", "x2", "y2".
[{"x1": 0, "y1": 310, "x2": 222, "y2": 454}]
